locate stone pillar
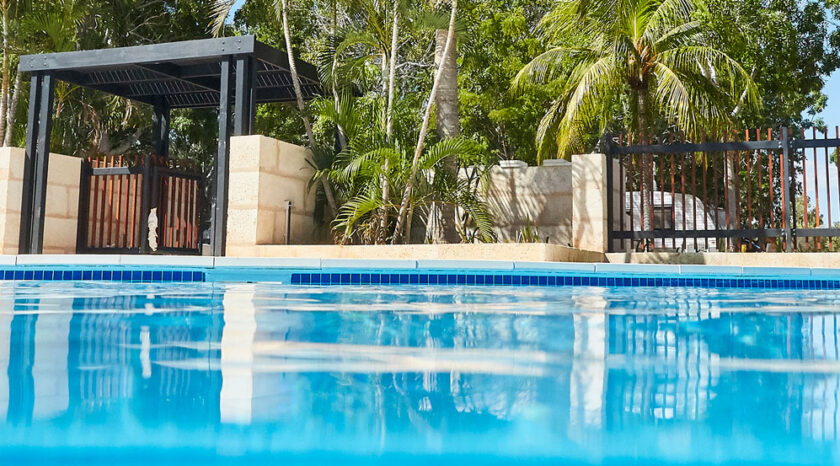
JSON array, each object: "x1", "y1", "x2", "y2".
[
  {"x1": 0, "y1": 147, "x2": 80, "y2": 254},
  {"x1": 572, "y1": 153, "x2": 621, "y2": 253},
  {"x1": 225, "y1": 135, "x2": 320, "y2": 257}
]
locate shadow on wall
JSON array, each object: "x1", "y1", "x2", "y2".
[{"x1": 482, "y1": 161, "x2": 572, "y2": 245}]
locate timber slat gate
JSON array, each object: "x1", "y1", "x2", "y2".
[
  {"x1": 77, "y1": 155, "x2": 203, "y2": 254},
  {"x1": 606, "y1": 127, "x2": 840, "y2": 253}
]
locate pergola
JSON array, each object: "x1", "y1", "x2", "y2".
[{"x1": 18, "y1": 35, "x2": 320, "y2": 255}]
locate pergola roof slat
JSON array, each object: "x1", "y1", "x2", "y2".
[{"x1": 19, "y1": 35, "x2": 321, "y2": 108}]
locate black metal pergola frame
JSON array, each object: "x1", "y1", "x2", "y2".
[{"x1": 18, "y1": 35, "x2": 319, "y2": 256}]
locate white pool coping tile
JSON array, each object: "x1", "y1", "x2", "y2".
[
  {"x1": 513, "y1": 262, "x2": 598, "y2": 273},
  {"x1": 742, "y1": 266, "x2": 811, "y2": 276},
  {"x1": 594, "y1": 263, "x2": 681, "y2": 274},
  {"x1": 213, "y1": 257, "x2": 321, "y2": 268},
  {"x1": 417, "y1": 260, "x2": 514, "y2": 270},
  {"x1": 679, "y1": 265, "x2": 744, "y2": 275},
  {"x1": 0, "y1": 255, "x2": 16, "y2": 265},
  {"x1": 118, "y1": 255, "x2": 215, "y2": 267},
  {"x1": 808, "y1": 268, "x2": 840, "y2": 277},
  {"x1": 16, "y1": 254, "x2": 121, "y2": 266},
  {"x1": 320, "y1": 259, "x2": 417, "y2": 269}
]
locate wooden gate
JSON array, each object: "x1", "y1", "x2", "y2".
[{"x1": 77, "y1": 155, "x2": 204, "y2": 254}]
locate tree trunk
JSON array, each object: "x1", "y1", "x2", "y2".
[
  {"x1": 331, "y1": 0, "x2": 346, "y2": 150},
  {"x1": 427, "y1": 28, "x2": 460, "y2": 243},
  {"x1": 391, "y1": 0, "x2": 458, "y2": 244},
  {"x1": 379, "y1": 0, "x2": 400, "y2": 243},
  {"x1": 3, "y1": 68, "x2": 19, "y2": 146},
  {"x1": 636, "y1": 90, "x2": 653, "y2": 247},
  {"x1": 280, "y1": 0, "x2": 338, "y2": 217},
  {"x1": 0, "y1": 9, "x2": 10, "y2": 143}
]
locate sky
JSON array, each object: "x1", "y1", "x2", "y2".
[
  {"x1": 803, "y1": 72, "x2": 840, "y2": 226},
  {"x1": 230, "y1": 0, "x2": 245, "y2": 19}
]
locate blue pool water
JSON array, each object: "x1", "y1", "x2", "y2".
[{"x1": 1, "y1": 279, "x2": 840, "y2": 464}]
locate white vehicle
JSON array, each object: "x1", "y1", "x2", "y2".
[{"x1": 622, "y1": 191, "x2": 722, "y2": 251}]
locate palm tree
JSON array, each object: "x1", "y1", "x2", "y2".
[
  {"x1": 428, "y1": 0, "x2": 459, "y2": 244},
  {"x1": 392, "y1": 0, "x2": 457, "y2": 243},
  {"x1": 515, "y1": 0, "x2": 758, "y2": 232},
  {"x1": 211, "y1": 0, "x2": 339, "y2": 217},
  {"x1": 312, "y1": 93, "x2": 493, "y2": 244}
]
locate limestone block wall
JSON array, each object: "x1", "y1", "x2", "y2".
[
  {"x1": 0, "y1": 147, "x2": 81, "y2": 254},
  {"x1": 226, "y1": 135, "x2": 323, "y2": 256},
  {"x1": 571, "y1": 153, "x2": 622, "y2": 253},
  {"x1": 483, "y1": 164, "x2": 572, "y2": 244}
]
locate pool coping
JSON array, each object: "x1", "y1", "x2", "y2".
[{"x1": 2, "y1": 255, "x2": 840, "y2": 278}]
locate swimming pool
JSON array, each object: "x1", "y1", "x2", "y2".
[{"x1": 1, "y1": 262, "x2": 840, "y2": 465}]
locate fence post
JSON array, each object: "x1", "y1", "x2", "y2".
[
  {"x1": 75, "y1": 159, "x2": 91, "y2": 253},
  {"x1": 781, "y1": 127, "x2": 794, "y2": 252},
  {"x1": 604, "y1": 136, "x2": 615, "y2": 253},
  {"x1": 139, "y1": 155, "x2": 152, "y2": 253}
]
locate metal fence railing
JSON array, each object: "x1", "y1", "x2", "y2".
[{"x1": 605, "y1": 127, "x2": 840, "y2": 252}]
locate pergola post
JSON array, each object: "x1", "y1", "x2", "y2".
[
  {"x1": 153, "y1": 98, "x2": 170, "y2": 158},
  {"x1": 27, "y1": 73, "x2": 55, "y2": 254},
  {"x1": 211, "y1": 56, "x2": 233, "y2": 256},
  {"x1": 139, "y1": 98, "x2": 170, "y2": 252},
  {"x1": 234, "y1": 56, "x2": 256, "y2": 136},
  {"x1": 19, "y1": 73, "x2": 42, "y2": 254}
]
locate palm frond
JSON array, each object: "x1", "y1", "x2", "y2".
[
  {"x1": 513, "y1": 47, "x2": 598, "y2": 91},
  {"x1": 209, "y1": 0, "x2": 235, "y2": 37}
]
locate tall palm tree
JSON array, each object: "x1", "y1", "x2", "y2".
[
  {"x1": 515, "y1": 0, "x2": 758, "y2": 232},
  {"x1": 211, "y1": 0, "x2": 339, "y2": 217},
  {"x1": 392, "y1": 0, "x2": 457, "y2": 243},
  {"x1": 428, "y1": 0, "x2": 459, "y2": 244}
]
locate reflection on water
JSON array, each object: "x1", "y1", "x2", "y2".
[{"x1": 0, "y1": 282, "x2": 840, "y2": 464}]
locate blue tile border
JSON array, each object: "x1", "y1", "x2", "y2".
[
  {"x1": 0, "y1": 268, "x2": 206, "y2": 283},
  {"x1": 289, "y1": 272, "x2": 840, "y2": 290},
  {"x1": 2, "y1": 255, "x2": 840, "y2": 288}
]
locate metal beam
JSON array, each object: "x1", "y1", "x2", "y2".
[
  {"x1": 19, "y1": 74, "x2": 42, "y2": 254},
  {"x1": 248, "y1": 58, "x2": 257, "y2": 133},
  {"x1": 612, "y1": 140, "x2": 782, "y2": 155},
  {"x1": 792, "y1": 138, "x2": 840, "y2": 149},
  {"x1": 19, "y1": 36, "x2": 258, "y2": 73},
  {"x1": 153, "y1": 98, "x2": 170, "y2": 158},
  {"x1": 605, "y1": 150, "x2": 615, "y2": 252},
  {"x1": 211, "y1": 57, "x2": 233, "y2": 256},
  {"x1": 796, "y1": 228, "x2": 840, "y2": 237},
  {"x1": 611, "y1": 229, "x2": 785, "y2": 240},
  {"x1": 234, "y1": 56, "x2": 255, "y2": 135},
  {"x1": 29, "y1": 73, "x2": 55, "y2": 254}
]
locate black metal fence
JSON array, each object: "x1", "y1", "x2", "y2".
[{"x1": 605, "y1": 127, "x2": 840, "y2": 252}]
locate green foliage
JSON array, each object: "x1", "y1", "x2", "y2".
[
  {"x1": 516, "y1": 0, "x2": 759, "y2": 161},
  {"x1": 458, "y1": 0, "x2": 555, "y2": 164},
  {"x1": 314, "y1": 93, "x2": 495, "y2": 243},
  {"x1": 701, "y1": 0, "x2": 840, "y2": 128},
  {"x1": 3, "y1": 0, "x2": 840, "y2": 246},
  {"x1": 517, "y1": 217, "x2": 541, "y2": 243}
]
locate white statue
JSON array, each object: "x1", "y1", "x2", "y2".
[{"x1": 147, "y1": 207, "x2": 159, "y2": 251}]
